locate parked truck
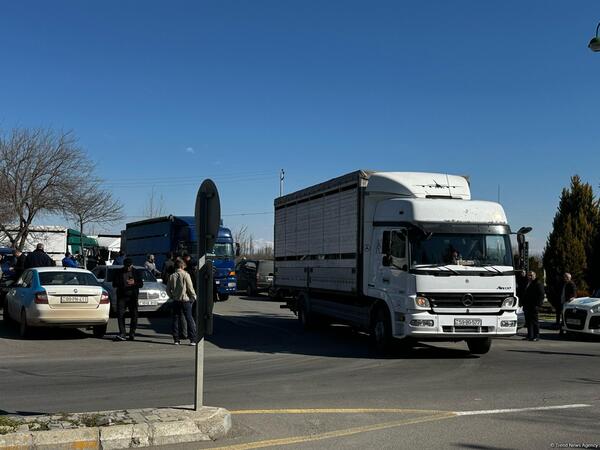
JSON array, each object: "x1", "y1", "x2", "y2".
[
  {"x1": 274, "y1": 170, "x2": 519, "y2": 355},
  {"x1": 123, "y1": 215, "x2": 237, "y2": 300}
]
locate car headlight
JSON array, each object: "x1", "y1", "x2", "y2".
[
  {"x1": 502, "y1": 296, "x2": 517, "y2": 308},
  {"x1": 415, "y1": 296, "x2": 430, "y2": 308},
  {"x1": 592, "y1": 305, "x2": 600, "y2": 314},
  {"x1": 160, "y1": 291, "x2": 167, "y2": 298}
]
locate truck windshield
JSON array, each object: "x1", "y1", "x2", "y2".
[
  {"x1": 411, "y1": 234, "x2": 512, "y2": 267},
  {"x1": 213, "y1": 243, "x2": 234, "y2": 258}
]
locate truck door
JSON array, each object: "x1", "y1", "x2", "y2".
[{"x1": 370, "y1": 229, "x2": 410, "y2": 303}]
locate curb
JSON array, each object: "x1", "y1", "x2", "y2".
[{"x1": 0, "y1": 406, "x2": 231, "y2": 450}]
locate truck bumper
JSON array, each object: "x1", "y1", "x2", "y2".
[
  {"x1": 392, "y1": 310, "x2": 517, "y2": 339},
  {"x1": 215, "y1": 277, "x2": 236, "y2": 294}
]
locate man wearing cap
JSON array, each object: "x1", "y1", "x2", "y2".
[{"x1": 112, "y1": 258, "x2": 143, "y2": 341}]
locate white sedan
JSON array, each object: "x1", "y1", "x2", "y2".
[
  {"x1": 562, "y1": 290, "x2": 600, "y2": 336},
  {"x1": 3, "y1": 267, "x2": 110, "y2": 338}
]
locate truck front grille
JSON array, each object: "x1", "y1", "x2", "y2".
[
  {"x1": 422, "y1": 292, "x2": 507, "y2": 308},
  {"x1": 442, "y1": 326, "x2": 494, "y2": 333}
]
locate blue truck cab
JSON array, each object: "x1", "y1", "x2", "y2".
[{"x1": 123, "y1": 215, "x2": 236, "y2": 301}]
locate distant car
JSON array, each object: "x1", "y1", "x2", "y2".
[
  {"x1": 236, "y1": 259, "x2": 274, "y2": 296},
  {"x1": 562, "y1": 289, "x2": 600, "y2": 336},
  {"x1": 92, "y1": 265, "x2": 170, "y2": 314},
  {"x1": 3, "y1": 267, "x2": 110, "y2": 338}
]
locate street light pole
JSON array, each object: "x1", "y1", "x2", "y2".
[
  {"x1": 588, "y1": 21, "x2": 600, "y2": 51},
  {"x1": 279, "y1": 169, "x2": 285, "y2": 197}
]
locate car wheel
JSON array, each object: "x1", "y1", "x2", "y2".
[
  {"x1": 19, "y1": 309, "x2": 30, "y2": 339},
  {"x1": 466, "y1": 338, "x2": 492, "y2": 355},
  {"x1": 217, "y1": 294, "x2": 229, "y2": 302},
  {"x1": 370, "y1": 306, "x2": 392, "y2": 355},
  {"x1": 92, "y1": 324, "x2": 107, "y2": 338}
]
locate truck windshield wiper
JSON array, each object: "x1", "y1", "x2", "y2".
[{"x1": 411, "y1": 264, "x2": 459, "y2": 275}]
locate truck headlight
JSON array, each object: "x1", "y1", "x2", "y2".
[
  {"x1": 415, "y1": 296, "x2": 430, "y2": 308},
  {"x1": 502, "y1": 297, "x2": 517, "y2": 308}
]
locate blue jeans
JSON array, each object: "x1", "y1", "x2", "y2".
[{"x1": 172, "y1": 301, "x2": 197, "y2": 342}]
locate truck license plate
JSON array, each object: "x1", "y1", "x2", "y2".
[
  {"x1": 61, "y1": 296, "x2": 87, "y2": 303},
  {"x1": 454, "y1": 318, "x2": 482, "y2": 326},
  {"x1": 566, "y1": 318, "x2": 580, "y2": 325}
]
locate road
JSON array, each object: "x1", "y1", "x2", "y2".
[{"x1": 1, "y1": 294, "x2": 599, "y2": 449}]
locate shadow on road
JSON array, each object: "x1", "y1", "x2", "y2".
[{"x1": 507, "y1": 349, "x2": 599, "y2": 358}]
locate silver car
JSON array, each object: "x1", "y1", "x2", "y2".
[{"x1": 92, "y1": 265, "x2": 171, "y2": 314}]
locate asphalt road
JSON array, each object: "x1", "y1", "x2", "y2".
[{"x1": 1, "y1": 295, "x2": 599, "y2": 449}]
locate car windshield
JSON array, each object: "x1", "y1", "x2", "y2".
[
  {"x1": 39, "y1": 272, "x2": 100, "y2": 286},
  {"x1": 105, "y1": 268, "x2": 156, "y2": 282},
  {"x1": 411, "y1": 233, "x2": 512, "y2": 267}
]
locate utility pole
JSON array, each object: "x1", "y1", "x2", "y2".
[{"x1": 279, "y1": 169, "x2": 285, "y2": 197}]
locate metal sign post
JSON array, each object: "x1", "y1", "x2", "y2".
[{"x1": 194, "y1": 179, "x2": 220, "y2": 411}]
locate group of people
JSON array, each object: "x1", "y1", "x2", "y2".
[
  {"x1": 112, "y1": 252, "x2": 198, "y2": 345},
  {"x1": 517, "y1": 271, "x2": 577, "y2": 341},
  {"x1": 0, "y1": 244, "x2": 57, "y2": 281}
]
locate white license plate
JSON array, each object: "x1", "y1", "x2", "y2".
[
  {"x1": 138, "y1": 300, "x2": 157, "y2": 306},
  {"x1": 228, "y1": 282, "x2": 236, "y2": 287},
  {"x1": 61, "y1": 296, "x2": 88, "y2": 303},
  {"x1": 215, "y1": 280, "x2": 220, "y2": 285},
  {"x1": 566, "y1": 318, "x2": 581, "y2": 325},
  {"x1": 454, "y1": 318, "x2": 482, "y2": 326}
]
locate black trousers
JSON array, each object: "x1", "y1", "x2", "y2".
[
  {"x1": 524, "y1": 306, "x2": 539, "y2": 339},
  {"x1": 117, "y1": 296, "x2": 138, "y2": 338},
  {"x1": 172, "y1": 301, "x2": 197, "y2": 342}
]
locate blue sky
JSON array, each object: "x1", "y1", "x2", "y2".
[{"x1": 1, "y1": 1, "x2": 599, "y2": 253}]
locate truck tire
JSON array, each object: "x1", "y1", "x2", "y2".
[
  {"x1": 370, "y1": 306, "x2": 392, "y2": 355},
  {"x1": 297, "y1": 293, "x2": 314, "y2": 330},
  {"x1": 218, "y1": 294, "x2": 229, "y2": 302},
  {"x1": 3, "y1": 301, "x2": 12, "y2": 324},
  {"x1": 466, "y1": 338, "x2": 492, "y2": 355}
]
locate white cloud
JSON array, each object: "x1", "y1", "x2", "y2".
[
  {"x1": 185, "y1": 147, "x2": 195, "y2": 154},
  {"x1": 253, "y1": 238, "x2": 274, "y2": 249}
]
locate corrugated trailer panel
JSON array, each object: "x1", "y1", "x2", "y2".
[
  {"x1": 274, "y1": 170, "x2": 369, "y2": 295},
  {"x1": 309, "y1": 197, "x2": 324, "y2": 256}
]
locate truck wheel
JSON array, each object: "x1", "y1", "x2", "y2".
[
  {"x1": 370, "y1": 307, "x2": 392, "y2": 355},
  {"x1": 3, "y1": 302, "x2": 12, "y2": 324},
  {"x1": 93, "y1": 324, "x2": 107, "y2": 338},
  {"x1": 466, "y1": 338, "x2": 492, "y2": 355},
  {"x1": 218, "y1": 294, "x2": 229, "y2": 302},
  {"x1": 297, "y1": 294, "x2": 314, "y2": 330},
  {"x1": 19, "y1": 309, "x2": 30, "y2": 339}
]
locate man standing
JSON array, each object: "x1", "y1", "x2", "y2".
[
  {"x1": 11, "y1": 249, "x2": 26, "y2": 280},
  {"x1": 161, "y1": 252, "x2": 177, "y2": 285},
  {"x1": 522, "y1": 271, "x2": 545, "y2": 341},
  {"x1": 24, "y1": 243, "x2": 55, "y2": 269},
  {"x1": 144, "y1": 254, "x2": 160, "y2": 277},
  {"x1": 113, "y1": 251, "x2": 125, "y2": 266},
  {"x1": 112, "y1": 258, "x2": 143, "y2": 341},
  {"x1": 557, "y1": 273, "x2": 577, "y2": 330},
  {"x1": 167, "y1": 259, "x2": 198, "y2": 345}
]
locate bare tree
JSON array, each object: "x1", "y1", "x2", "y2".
[
  {"x1": 142, "y1": 187, "x2": 166, "y2": 218},
  {"x1": 62, "y1": 181, "x2": 124, "y2": 266},
  {"x1": 233, "y1": 225, "x2": 273, "y2": 260},
  {"x1": 0, "y1": 128, "x2": 92, "y2": 250}
]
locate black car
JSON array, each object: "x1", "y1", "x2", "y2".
[{"x1": 236, "y1": 259, "x2": 274, "y2": 296}]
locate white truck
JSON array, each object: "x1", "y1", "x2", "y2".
[
  {"x1": 0, "y1": 226, "x2": 68, "y2": 265},
  {"x1": 274, "y1": 170, "x2": 518, "y2": 355}
]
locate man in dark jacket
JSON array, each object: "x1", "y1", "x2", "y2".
[
  {"x1": 557, "y1": 272, "x2": 577, "y2": 330},
  {"x1": 24, "y1": 244, "x2": 55, "y2": 269},
  {"x1": 522, "y1": 271, "x2": 545, "y2": 341},
  {"x1": 10, "y1": 249, "x2": 27, "y2": 281},
  {"x1": 112, "y1": 258, "x2": 143, "y2": 341}
]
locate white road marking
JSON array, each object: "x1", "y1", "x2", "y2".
[{"x1": 454, "y1": 404, "x2": 591, "y2": 416}]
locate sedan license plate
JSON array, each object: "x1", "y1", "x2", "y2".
[
  {"x1": 566, "y1": 318, "x2": 581, "y2": 326},
  {"x1": 454, "y1": 318, "x2": 482, "y2": 327},
  {"x1": 138, "y1": 300, "x2": 157, "y2": 306},
  {"x1": 61, "y1": 296, "x2": 88, "y2": 303}
]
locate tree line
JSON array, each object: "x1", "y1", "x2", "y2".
[
  {"x1": 0, "y1": 127, "x2": 123, "y2": 251},
  {"x1": 543, "y1": 175, "x2": 600, "y2": 300}
]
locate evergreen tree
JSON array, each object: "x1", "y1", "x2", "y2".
[{"x1": 543, "y1": 176, "x2": 599, "y2": 302}]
